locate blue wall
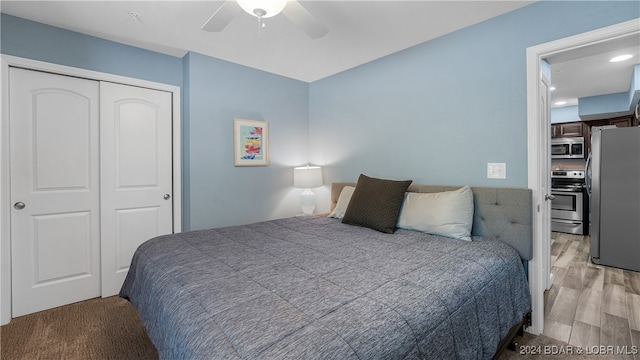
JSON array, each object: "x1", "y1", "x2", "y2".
[
  {"x1": 551, "y1": 106, "x2": 580, "y2": 124},
  {"x1": 3, "y1": 1, "x2": 639, "y2": 224},
  {"x1": 0, "y1": 14, "x2": 182, "y2": 86},
  {"x1": 309, "y1": 1, "x2": 638, "y2": 211},
  {"x1": 1, "y1": 14, "x2": 311, "y2": 231},
  {"x1": 579, "y1": 92, "x2": 630, "y2": 118},
  {"x1": 183, "y1": 52, "x2": 310, "y2": 230}
]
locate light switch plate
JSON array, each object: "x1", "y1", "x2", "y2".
[{"x1": 487, "y1": 163, "x2": 506, "y2": 179}]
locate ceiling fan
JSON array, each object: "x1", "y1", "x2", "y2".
[{"x1": 201, "y1": 0, "x2": 329, "y2": 39}]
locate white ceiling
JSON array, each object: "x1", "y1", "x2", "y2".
[
  {"x1": 546, "y1": 33, "x2": 640, "y2": 109},
  {"x1": 1, "y1": 0, "x2": 535, "y2": 82},
  {"x1": 1, "y1": 0, "x2": 638, "y2": 108}
]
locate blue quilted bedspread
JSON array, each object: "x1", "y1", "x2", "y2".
[{"x1": 120, "y1": 216, "x2": 531, "y2": 359}]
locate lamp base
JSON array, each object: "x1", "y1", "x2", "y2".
[{"x1": 300, "y1": 188, "x2": 316, "y2": 215}]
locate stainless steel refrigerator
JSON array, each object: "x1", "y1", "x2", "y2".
[{"x1": 588, "y1": 126, "x2": 640, "y2": 272}]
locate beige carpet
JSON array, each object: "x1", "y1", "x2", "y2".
[
  {"x1": 1, "y1": 296, "x2": 622, "y2": 359},
  {"x1": 1, "y1": 296, "x2": 158, "y2": 360}
]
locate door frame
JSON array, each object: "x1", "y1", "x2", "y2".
[
  {"x1": 525, "y1": 18, "x2": 639, "y2": 334},
  {"x1": 0, "y1": 55, "x2": 182, "y2": 325}
]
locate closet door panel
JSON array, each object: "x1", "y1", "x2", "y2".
[
  {"x1": 9, "y1": 68, "x2": 101, "y2": 317},
  {"x1": 100, "y1": 82, "x2": 174, "y2": 296}
]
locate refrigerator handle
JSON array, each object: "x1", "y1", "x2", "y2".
[{"x1": 585, "y1": 152, "x2": 592, "y2": 197}]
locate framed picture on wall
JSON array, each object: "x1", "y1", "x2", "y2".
[{"x1": 234, "y1": 118, "x2": 269, "y2": 166}]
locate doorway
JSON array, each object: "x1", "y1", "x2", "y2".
[{"x1": 526, "y1": 19, "x2": 640, "y2": 335}]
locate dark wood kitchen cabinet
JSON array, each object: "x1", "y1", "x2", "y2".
[
  {"x1": 554, "y1": 114, "x2": 638, "y2": 137},
  {"x1": 553, "y1": 115, "x2": 638, "y2": 154},
  {"x1": 587, "y1": 114, "x2": 638, "y2": 129},
  {"x1": 608, "y1": 116, "x2": 635, "y2": 128},
  {"x1": 583, "y1": 114, "x2": 638, "y2": 155}
]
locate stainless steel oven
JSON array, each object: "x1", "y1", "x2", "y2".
[{"x1": 551, "y1": 170, "x2": 588, "y2": 235}]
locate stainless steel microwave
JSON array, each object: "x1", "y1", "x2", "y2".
[{"x1": 551, "y1": 137, "x2": 585, "y2": 159}]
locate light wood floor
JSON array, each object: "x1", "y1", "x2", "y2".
[{"x1": 544, "y1": 232, "x2": 640, "y2": 359}]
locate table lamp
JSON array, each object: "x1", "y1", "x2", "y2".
[{"x1": 293, "y1": 165, "x2": 323, "y2": 214}]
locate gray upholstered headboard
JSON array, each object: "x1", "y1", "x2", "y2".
[{"x1": 330, "y1": 182, "x2": 533, "y2": 260}]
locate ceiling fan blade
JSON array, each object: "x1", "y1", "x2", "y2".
[
  {"x1": 201, "y1": 1, "x2": 242, "y2": 32},
  {"x1": 282, "y1": 1, "x2": 328, "y2": 39}
]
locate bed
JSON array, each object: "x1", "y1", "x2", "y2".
[{"x1": 120, "y1": 177, "x2": 533, "y2": 360}]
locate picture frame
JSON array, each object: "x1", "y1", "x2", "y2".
[{"x1": 234, "y1": 118, "x2": 269, "y2": 166}]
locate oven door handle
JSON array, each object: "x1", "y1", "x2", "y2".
[
  {"x1": 552, "y1": 219, "x2": 583, "y2": 225},
  {"x1": 551, "y1": 188, "x2": 581, "y2": 193}
]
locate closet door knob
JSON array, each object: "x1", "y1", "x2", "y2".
[
  {"x1": 14, "y1": 202, "x2": 26, "y2": 210},
  {"x1": 163, "y1": 194, "x2": 171, "y2": 200}
]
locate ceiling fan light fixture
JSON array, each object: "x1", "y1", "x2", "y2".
[
  {"x1": 609, "y1": 54, "x2": 633, "y2": 63},
  {"x1": 237, "y1": 0, "x2": 287, "y2": 19}
]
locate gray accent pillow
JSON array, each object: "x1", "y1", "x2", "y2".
[{"x1": 342, "y1": 174, "x2": 412, "y2": 233}]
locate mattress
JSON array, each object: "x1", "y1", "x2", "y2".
[{"x1": 120, "y1": 215, "x2": 531, "y2": 359}]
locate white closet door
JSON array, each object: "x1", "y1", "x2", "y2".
[
  {"x1": 100, "y1": 82, "x2": 174, "y2": 296},
  {"x1": 9, "y1": 68, "x2": 101, "y2": 317}
]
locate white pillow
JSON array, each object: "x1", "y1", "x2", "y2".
[
  {"x1": 327, "y1": 186, "x2": 355, "y2": 219},
  {"x1": 397, "y1": 186, "x2": 474, "y2": 241}
]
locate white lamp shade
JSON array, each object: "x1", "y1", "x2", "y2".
[
  {"x1": 294, "y1": 166, "x2": 323, "y2": 189},
  {"x1": 237, "y1": 0, "x2": 287, "y2": 18}
]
